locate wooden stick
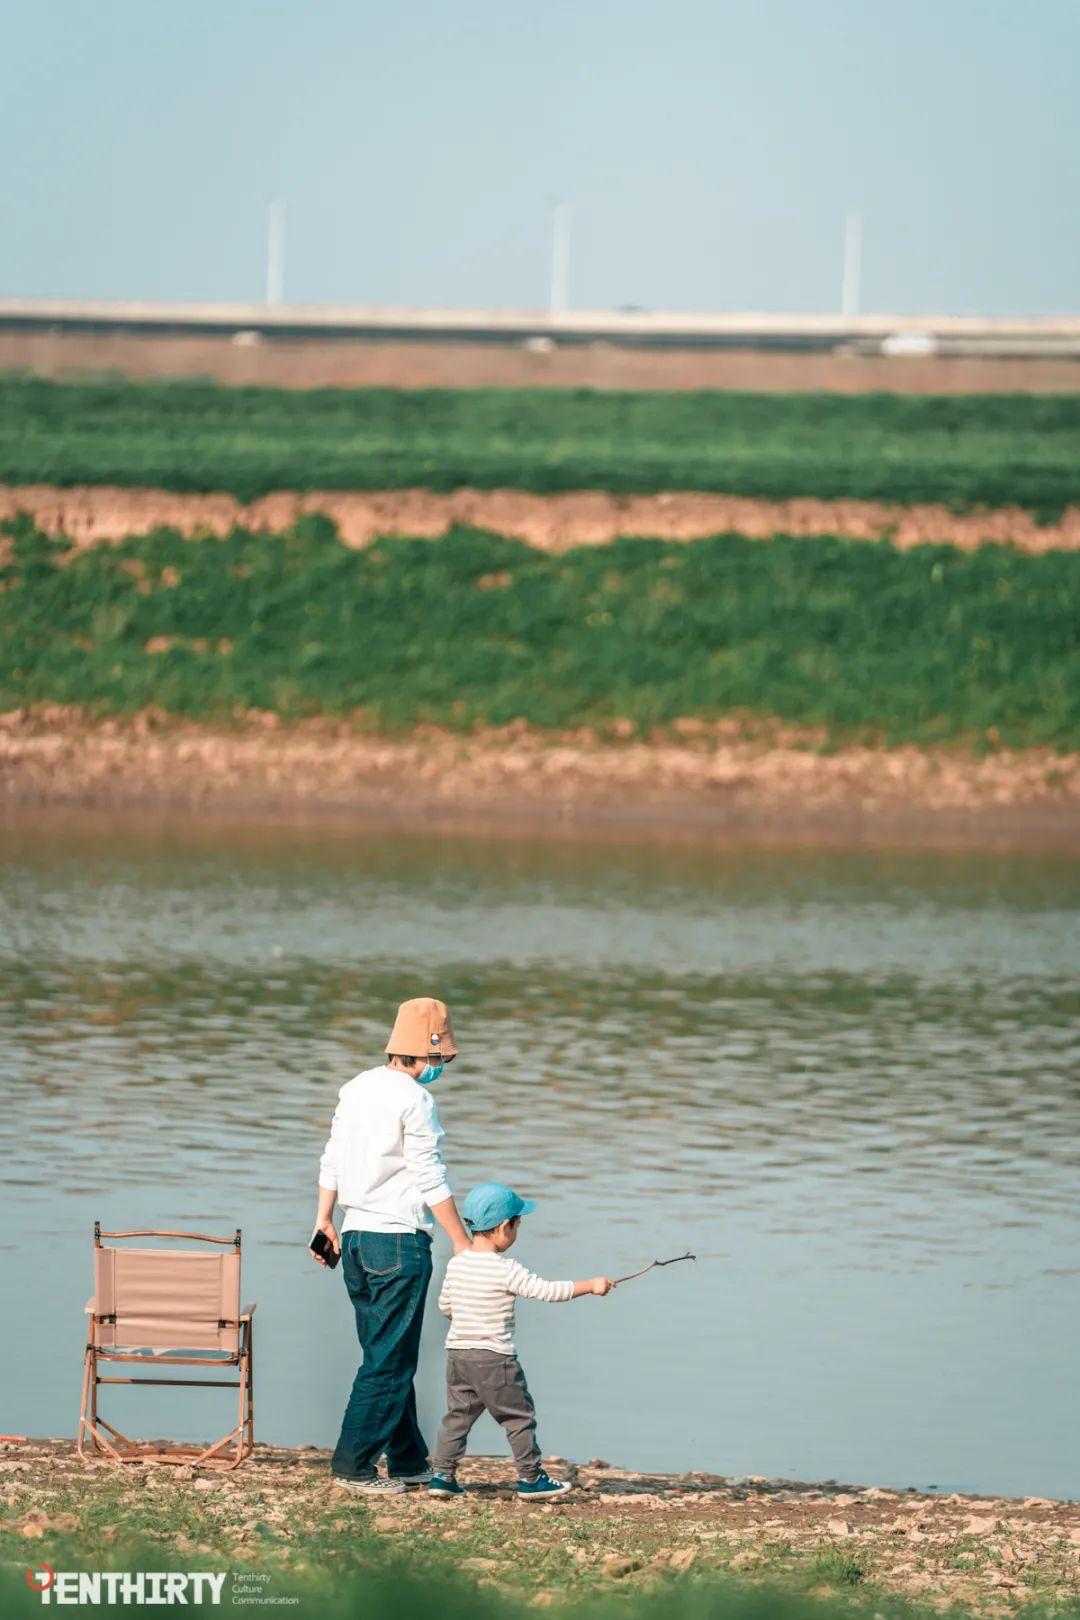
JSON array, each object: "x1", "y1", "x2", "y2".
[{"x1": 612, "y1": 1250, "x2": 696, "y2": 1286}]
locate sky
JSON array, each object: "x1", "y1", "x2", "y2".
[{"x1": 3, "y1": 0, "x2": 1078, "y2": 316}]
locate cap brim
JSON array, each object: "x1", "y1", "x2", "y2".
[{"x1": 515, "y1": 1197, "x2": 537, "y2": 1217}]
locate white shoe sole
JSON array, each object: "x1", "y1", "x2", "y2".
[
  {"x1": 519, "y1": 1486, "x2": 573, "y2": 1502},
  {"x1": 332, "y1": 1477, "x2": 406, "y2": 1496}
]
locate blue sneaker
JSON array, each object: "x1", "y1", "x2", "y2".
[
  {"x1": 518, "y1": 1468, "x2": 573, "y2": 1502},
  {"x1": 428, "y1": 1473, "x2": 467, "y2": 1499}
]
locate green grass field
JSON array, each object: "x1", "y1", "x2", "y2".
[
  {"x1": 6, "y1": 1445, "x2": 1079, "y2": 1619},
  {"x1": 0, "y1": 1557, "x2": 1029, "y2": 1620},
  {"x1": 3, "y1": 517, "x2": 1076, "y2": 746},
  {"x1": 2, "y1": 378, "x2": 1079, "y2": 510}
]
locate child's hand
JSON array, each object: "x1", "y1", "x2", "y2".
[{"x1": 591, "y1": 1276, "x2": 615, "y2": 1296}]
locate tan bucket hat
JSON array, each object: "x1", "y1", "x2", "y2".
[{"x1": 385, "y1": 997, "x2": 458, "y2": 1060}]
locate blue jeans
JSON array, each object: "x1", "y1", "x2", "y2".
[{"x1": 331, "y1": 1229, "x2": 433, "y2": 1480}]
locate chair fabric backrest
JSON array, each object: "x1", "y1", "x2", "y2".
[{"x1": 92, "y1": 1245, "x2": 241, "y2": 1354}]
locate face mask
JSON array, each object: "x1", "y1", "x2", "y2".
[{"x1": 417, "y1": 1061, "x2": 445, "y2": 1085}]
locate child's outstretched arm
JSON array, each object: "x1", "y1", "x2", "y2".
[
  {"x1": 506, "y1": 1261, "x2": 614, "y2": 1301},
  {"x1": 571, "y1": 1276, "x2": 614, "y2": 1297}
]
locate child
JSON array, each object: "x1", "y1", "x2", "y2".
[{"x1": 429, "y1": 1181, "x2": 613, "y2": 1501}]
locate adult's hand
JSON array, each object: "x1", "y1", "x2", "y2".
[
  {"x1": 430, "y1": 1194, "x2": 473, "y2": 1254},
  {"x1": 311, "y1": 1217, "x2": 340, "y2": 1265}
]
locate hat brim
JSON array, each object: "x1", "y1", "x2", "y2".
[
  {"x1": 383, "y1": 1041, "x2": 459, "y2": 1057},
  {"x1": 515, "y1": 1197, "x2": 537, "y2": 1217}
]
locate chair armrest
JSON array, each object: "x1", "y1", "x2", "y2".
[
  {"x1": 240, "y1": 1303, "x2": 256, "y2": 1319},
  {"x1": 84, "y1": 1298, "x2": 96, "y2": 1315}
]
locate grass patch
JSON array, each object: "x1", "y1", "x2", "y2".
[
  {"x1": 4, "y1": 1448, "x2": 1080, "y2": 1619},
  {"x1": 2, "y1": 517, "x2": 1077, "y2": 746},
  {"x1": 1, "y1": 378, "x2": 1079, "y2": 510},
  {"x1": 806, "y1": 1547, "x2": 868, "y2": 1587},
  {"x1": 0, "y1": 1558, "x2": 992, "y2": 1620}
]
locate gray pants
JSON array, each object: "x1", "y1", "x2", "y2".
[{"x1": 431, "y1": 1349, "x2": 542, "y2": 1482}]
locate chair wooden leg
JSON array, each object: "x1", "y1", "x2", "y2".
[
  {"x1": 234, "y1": 1347, "x2": 248, "y2": 1466},
  {"x1": 89, "y1": 1353, "x2": 101, "y2": 1448},
  {"x1": 211, "y1": 1329, "x2": 254, "y2": 1470},
  {"x1": 76, "y1": 1346, "x2": 93, "y2": 1459},
  {"x1": 244, "y1": 1324, "x2": 255, "y2": 1458},
  {"x1": 78, "y1": 1327, "x2": 255, "y2": 1470},
  {"x1": 78, "y1": 1347, "x2": 131, "y2": 1462}
]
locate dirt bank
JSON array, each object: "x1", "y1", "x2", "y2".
[
  {"x1": 2, "y1": 711, "x2": 1077, "y2": 849},
  {"x1": 5, "y1": 1440, "x2": 1079, "y2": 1613},
  {"x1": 6, "y1": 325, "x2": 1080, "y2": 393},
  {"x1": 3, "y1": 483, "x2": 1079, "y2": 554}
]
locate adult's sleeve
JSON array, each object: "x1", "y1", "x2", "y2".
[
  {"x1": 505, "y1": 1259, "x2": 574, "y2": 1303},
  {"x1": 402, "y1": 1090, "x2": 452, "y2": 1208},
  {"x1": 318, "y1": 1099, "x2": 342, "y2": 1193}
]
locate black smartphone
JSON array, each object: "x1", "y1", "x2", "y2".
[{"x1": 310, "y1": 1230, "x2": 340, "y2": 1269}]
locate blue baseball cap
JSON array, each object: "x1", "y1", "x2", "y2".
[{"x1": 462, "y1": 1182, "x2": 537, "y2": 1231}]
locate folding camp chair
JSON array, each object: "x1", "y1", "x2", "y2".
[{"x1": 78, "y1": 1222, "x2": 255, "y2": 1469}]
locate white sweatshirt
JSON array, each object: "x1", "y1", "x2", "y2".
[
  {"x1": 318, "y1": 1064, "x2": 452, "y2": 1235},
  {"x1": 438, "y1": 1250, "x2": 574, "y2": 1354}
]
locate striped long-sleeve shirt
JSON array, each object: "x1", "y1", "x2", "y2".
[{"x1": 438, "y1": 1250, "x2": 574, "y2": 1354}]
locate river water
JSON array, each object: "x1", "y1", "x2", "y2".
[{"x1": 1, "y1": 816, "x2": 1077, "y2": 1498}]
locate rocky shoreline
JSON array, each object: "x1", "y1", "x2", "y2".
[{"x1": 4, "y1": 1440, "x2": 1079, "y2": 1613}]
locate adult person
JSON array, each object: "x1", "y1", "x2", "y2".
[{"x1": 312, "y1": 997, "x2": 472, "y2": 1495}]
